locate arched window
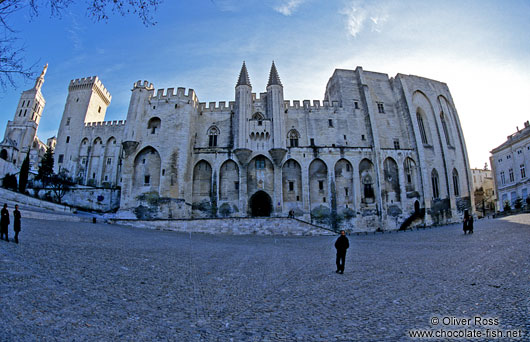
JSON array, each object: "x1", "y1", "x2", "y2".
[
  {"x1": 440, "y1": 112, "x2": 451, "y2": 146},
  {"x1": 417, "y1": 111, "x2": 428, "y2": 144},
  {"x1": 287, "y1": 129, "x2": 300, "y2": 147},
  {"x1": 252, "y1": 112, "x2": 264, "y2": 126},
  {"x1": 452, "y1": 169, "x2": 460, "y2": 197},
  {"x1": 147, "y1": 117, "x2": 161, "y2": 134},
  {"x1": 431, "y1": 169, "x2": 440, "y2": 199},
  {"x1": 208, "y1": 126, "x2": 219, "y2": 147}
]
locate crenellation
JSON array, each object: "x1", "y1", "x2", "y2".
[
  {"x1": 198, "y1": 101, "x2": 234, "y2": 112},
  {"x1": 84, "y1": 120, "x2": 126, "y2": 128}
]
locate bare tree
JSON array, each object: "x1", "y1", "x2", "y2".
[{"x1": 0, "y1": 0, "x2": 162, "y2": 88}]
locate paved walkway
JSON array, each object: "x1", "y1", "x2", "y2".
[{"x1": 0, "y1": 215, "x2": 528, "y2": 341}]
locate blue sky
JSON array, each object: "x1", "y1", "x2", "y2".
[{"x1": 1, "y1": 0, "x2": 529, "y2": 169}]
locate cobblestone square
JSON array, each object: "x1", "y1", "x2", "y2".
[{"x1": 1, "y1": 215, "x2": 528, "y2": 341}]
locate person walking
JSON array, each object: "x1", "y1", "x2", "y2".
[
  {"x1": 13, "y1": 204, "x2": 21, "y2": 244},
  {"x1": 1, "y1": 203, "x2": 9, "y2": 242},
  {"x1": 335, "y1": 230, "x2": 349, "y2": 274}
]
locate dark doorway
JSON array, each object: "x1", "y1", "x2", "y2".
[
  {"x1": 414, "y1": 200, "x2": 420, "y2": 214},
  {"x1": 0, "y1": 149, "x2": 7, "y2": 160},
  {"x1": 250, "y1": 191, "x2": 272, "y2": 217}
]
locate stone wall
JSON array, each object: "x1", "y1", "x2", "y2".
[
  {"x1": 33, "y1": 187, "x2": 120, "y2": 212},
  {"x1": 109, "y1": 217, "x2": 335, "y2": 236}
]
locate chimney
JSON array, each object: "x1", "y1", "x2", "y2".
[{"x1": 524, "y1": 120, "x2": 529, "y2": 128}]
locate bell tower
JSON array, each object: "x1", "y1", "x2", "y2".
[{"x1": 0, "y1": 64, "x2": 48, "y2": 167}]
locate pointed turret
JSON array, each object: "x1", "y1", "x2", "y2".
[
  {"x1": 266, "y1": 61, "x2": 286, "y2": 149},
  {"x1": 267, "y1": 61, "x2": 282, "y2": 87},
  {"x1": 235, "y1": 62, "x2": 253, "y2": 148},
  {"x1": 34, "y1": 63, "x2": 48, "y2": 91},
  {"x1": 236, "y1": 61, "x2": 251, "y2": 87}
]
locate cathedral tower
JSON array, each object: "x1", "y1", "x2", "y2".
[{"x1": 0, "y1": 64, "x2": 48, "y2": 168}]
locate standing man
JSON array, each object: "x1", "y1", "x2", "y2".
[
  {"x1": 335, "y1": 230, "x2": 349, "y2": 274},
  {"x1": 13, "y1": 204, "x2": 21, "y2": 244},
  {"x1": 1, "y1": 203, "x2": 9, "y2": 242}
]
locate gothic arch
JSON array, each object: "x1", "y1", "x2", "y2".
[
  {"x1": 383, "y1": 157, "x2": 400, "y2": 203},
  {"x1": 87, "y1": 137, "x2": 103, "y2": 185},
  {"x1": 252, "y1": 112, "x2": 264, "y2": 120},
  {"x1": 208, "y1": 126, "x2": 219, "y2": 147},
  {"x1": 247, "y1": 155, "x2": 274, "y2": 206},
  {"x1": 431, "y1": 168, "x2": 440, "y2": 199},
  {"x1": 282, "y1": 159, "x2": 302, "y2": 207},
  {"x1": 359, "y1": 158, "x2": 376, "y2": 204},
  {"x1": 334, "y1": 159, "x2": 354, "y2": 208},
  {"x1": 439, "y1": 111, "x2": 452, "y2": 146},
  {"x1": 102, "y1": 137, "x2": 118, "y2": 185},
  {"x1": 404, "y1": 157, "x2": 419, "y2": 193},
  {"x1": 287, "y1": 129, "x2": 300, "y2": 147},
  {"x1": 452, "y1": 168, "x2": 460, "y2": 197},
  {"x1": 148, "y1": 117, "x2": 161, "y2": 134},
  {"x1": 192, "y1": 160, "x2": 212, "y2": 204},
  {"x1": 133, "y1": 146, "x2": 161, "y2": 193},
  {"x1": 412, "y1": 91, "x2": 435, "y2": 145},
  {"x1": 219, "y1": 159, "x2": 239, "y2": 202},
  {"x1": 309, "y1": 159, "x2": 328, "y2": 208}
]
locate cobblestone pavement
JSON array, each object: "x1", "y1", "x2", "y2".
[{"x1": 1, "y1": 215, "x2": 528, "y2": 341}]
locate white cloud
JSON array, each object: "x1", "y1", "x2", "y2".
[
  {"x1": 341, "y1": 0, "x2": 390, "y2": 37},
  {"x1": 275, "y1": 0, "x2": 306, "y2": 16}
]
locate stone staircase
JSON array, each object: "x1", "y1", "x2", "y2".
[{"x1": 109, "y1": 216, "x2": 337, "y2": 236}]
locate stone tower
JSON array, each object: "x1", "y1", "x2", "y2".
[
  {"x1": 54, "y1": 76, "x2": 112, "y2": 175},
  {"x1": 0, "y1": 64, "x2": 48, "y2": 169},
  {"x1": 234, "y1": 62, "x2": 252, "y2": 149}
]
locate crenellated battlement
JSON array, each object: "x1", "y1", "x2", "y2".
[
  {"x1": 283, "y1": 100, "x2": 341, "y2": 111},
  {"x1": 198, "y1": 101, "x2": 235, "y2": 112},
  {"x1": 151, "y1": 87, "x2": 198, "y2": 103},
  {"x1": 69, "y1": 76, "x2": 112, "y2": 104},
  {"x1": 84, "y1": 120, "x2": 126, "y2": 128},
  {"x1": 133, "y1": 80, "x2": 154, "y2": 90}
]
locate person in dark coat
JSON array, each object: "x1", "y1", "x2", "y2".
[
  {"x1": 335, "y1": 230, "x2": 349, "y2": 274},
  {"x1": 463, "y1": 210, "x2": 474, "y2": 235},
  {"x1": 13, "y1": 204, "x2": 21, "y2": 244},
  {"x1": 1, "y1": 203, "x2": 9, "y2": 242}
]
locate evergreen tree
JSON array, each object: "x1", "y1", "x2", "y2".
[
  {"x1": 37, "y1": 146, "x2": 54, "y2": 186},
  {"x1": 2, "y1": 173, "x2": 18, "y2": 191},
  {"x1": 18, "y1": 151, "x2": 30, "y2": 193}
]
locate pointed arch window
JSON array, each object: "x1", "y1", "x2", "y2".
[
  {"x1": 208, "y1": 126, "x2": 219, "y2": 147},
  {"x1": 252, "y1": 112, "x2": 264, "y2": 126},
  {"x1": 431, "y1": 169, "x2": 440, "y2": 199},
  {"x1": 440, "y1": 112, "x2": 451, "y2": 146},
  {"x1": 147, "y1": 117, "x2": 161, "y2": 134},
  {"x1": 417, "y1": 111, "x2": 428, "y2": 144},
  {"x1": 287, "y1": 129, "x2": 300, "y2": 147},
  {"x1": 452, "y1": 169, "x2": 460, "y2": 197}
]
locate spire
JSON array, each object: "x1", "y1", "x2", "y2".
[
  {"x1": 34, "y1": 63, "x2": 48, "y2": 91},
  {"x1": 236, "y1": 61, "x2": 251, "y2": 87},
  {"x1": 267, "y1": 61, "x2": 282, "y2": 87}
]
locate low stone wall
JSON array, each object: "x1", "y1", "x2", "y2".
[
  {"x1": 109, "y1": 217, "x2": 336, "y2": 236},
  {"x1": 0, "y1": 187, "x2": 73, "y2": 213},
  {"x1": 32, "y1": 187, "x2": 120, "y2": 212}
]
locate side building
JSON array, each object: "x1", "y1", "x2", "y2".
[
  {"x1": 490, "y1": 121, "x2": 530, "y2": 211},
  {"x1": 471, "y1": 166, "x2": 496, "y2": 216},
  {"x1": 55, "y1": 63, "x2": 473, "y2": 231}
]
